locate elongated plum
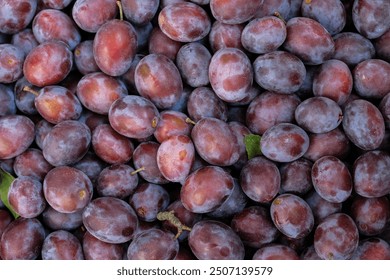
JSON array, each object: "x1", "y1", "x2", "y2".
[{"x1": 93, "y1": 20, "x2": 137, "y2": 76}]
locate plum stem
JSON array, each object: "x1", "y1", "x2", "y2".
[
  {"x1": 23, "y1": 86, "x2": 39, "y2": 96},
  {"x1": 274, "y1": 12, "x2": 286, "y2": 25},
  {"x1": 185, "y1": 118, "x2": 196, "y2": 125},
  {"x1": 157, "y1": 210, "x2": 192, "y2": 239},
  {"x1": 116, "y1": 1, "x2": 123, "y2": 21},
  {"x1": 130, "y1": 167, "x2": 145, "y2": 175}
]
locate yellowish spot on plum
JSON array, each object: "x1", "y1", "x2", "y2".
[
  {"x1": 42, "y1": 99, "x2": 61, "y2": 113},
  {"x1": 78, "y1": 190, "x2": 86, "y2": 199},
  {"x1": 172, "y1": 117, "x2": 186, "y2": 129},
  {"x1": 220, "y1": 54, "x2": 234, "y2": 64},
  {"x1": 327, "y1": 252, "x2": 334, "y2": 260},
  {"x1": 179, "y1": 150, "x2": 187, "y2": 160},
  {"x1": 151, "y1": 117, "x2": 158, "y2": 128},
  {"x1": 137, "y1": 207, "x2": 146, "y2": 217},
  {"x1": 138, "y1": 63, "x2": 151, "y2": 77},
  {"x1": 273, "y1": 198, "x2": 282, "y2": 205},
  {"x1": 305, "y1": 0, "x2": 312, "y2": 4},
  {"x1": 0, "y1": 138, "x2": 10, "y2": 152}
]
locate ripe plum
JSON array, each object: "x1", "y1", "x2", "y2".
[
  {"x1": 82, "y1": 197, "x2": 139, "y2": 244},
  {"x1": 189, "y1": 220, "x2": 245, "y2": 260}
]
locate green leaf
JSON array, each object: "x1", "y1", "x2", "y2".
[
  {"x1": 244, "y1": 134, "x2": 262, "y2": 160},
  {"x1": 0, "y1": 168, "x2": 19, "y2": 219}
]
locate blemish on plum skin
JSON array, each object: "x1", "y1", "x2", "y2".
[
  {"x1": 78, "y1": 190, "x2": 86, "y2": 200},
  {"x1": 219, "y1": 53, "x2": 239, "y2": 64},
  {"x1": 220, "y1": 246, "x2": 230, "y2": 257},
  {"x1": 273, "y1": 198, "x2": 282, "y2": 205},
  {"x1": 151, "y1": 117, "x2": 158, "y2": 128},
  {"x1": 289, "y1": 72, "x2": 301, "y2": 86},
  {"x1": 223, "y1": 75, "x2": 248, "y2": 92},
  {"x1": 137, "y1": 207, "x2": 146, "y2": 217},
  {"x1": 122, "y1": 227, "x2": 133, "y2": 237},
  {"x1": 179, "y1": 150, "x2": 187, "y2": 160},
  {"x1": 18, "y1": 2, "x2": 32, "y2": 14},
  {"x1": 327, "y1": 252, "x2": 334, "y2": 260},
  {"x1": 138, "y1": 63, "x2": 151, "y2": 77}
]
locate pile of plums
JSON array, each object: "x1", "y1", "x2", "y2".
[{"x1": 0, "y1": 0, "x2": 390, "y2": 260}]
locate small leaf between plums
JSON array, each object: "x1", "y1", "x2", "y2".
[
  {"x1": 0, "y1": 168, "x2": 19, "y2": 219},
  {"x1": 244, "y1": 134, "x2": 262, "y2": 160}
]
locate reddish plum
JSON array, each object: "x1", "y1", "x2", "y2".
[{"x1": 158, "y1": 2, "x2": 211, "y2": 42}]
